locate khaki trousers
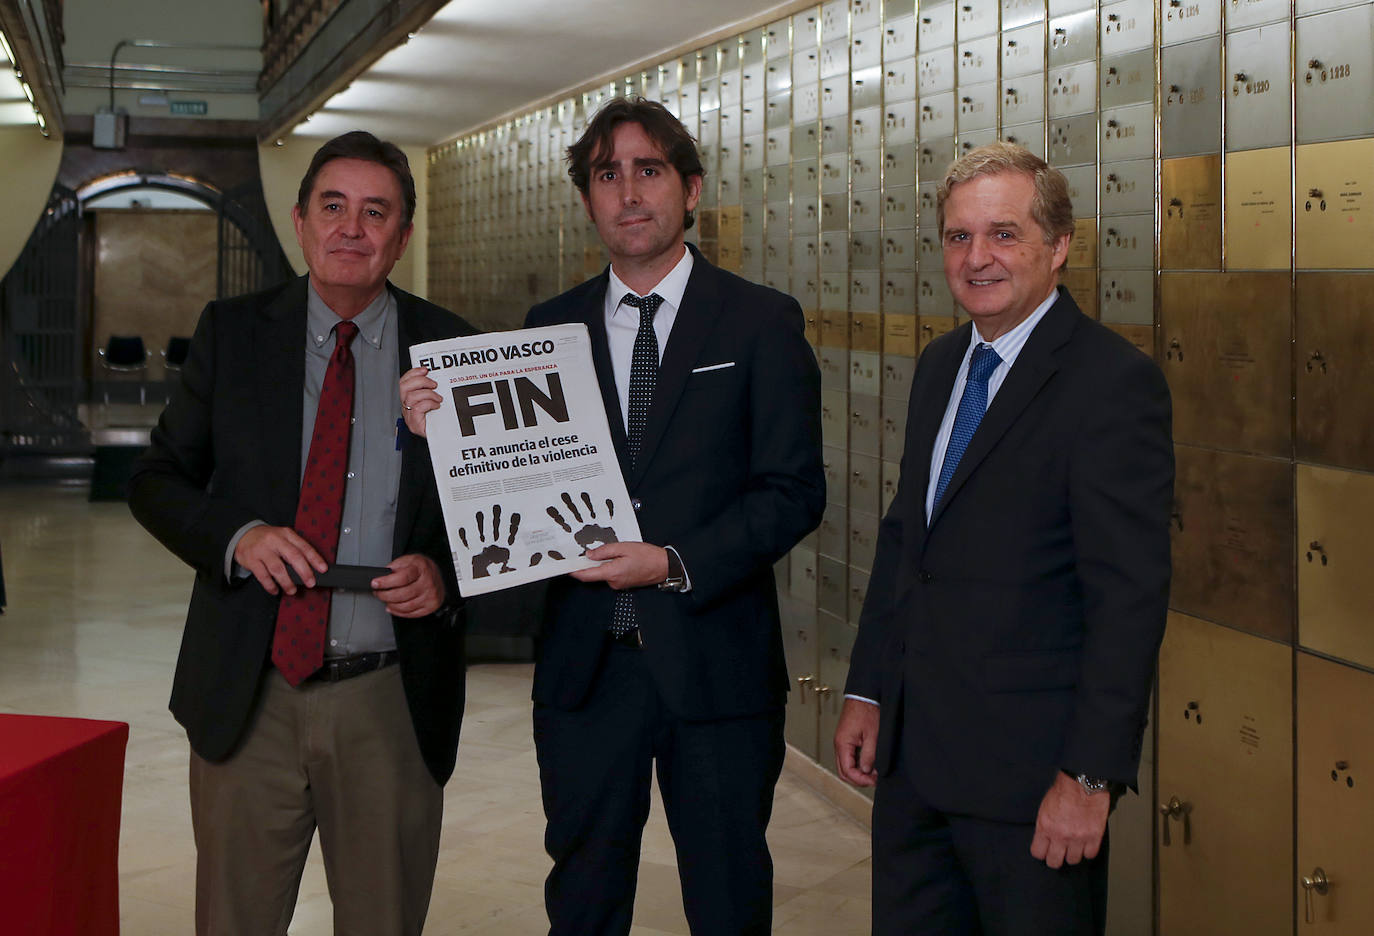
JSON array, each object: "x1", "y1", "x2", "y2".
[{"x1": 189, "y1": 665, "x2": 443, "y2": 936}]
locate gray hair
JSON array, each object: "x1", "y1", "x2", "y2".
[{"x1": 936, "y1": 141, "x2": 1075, "y2": 244}]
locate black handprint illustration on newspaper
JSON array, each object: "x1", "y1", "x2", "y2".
[
  {"x1": 542, "y1": 491, "x2": 621, "y2": 559},
  {"x1": 458, "y1": 504, "x2": 524, "y2": 578}
]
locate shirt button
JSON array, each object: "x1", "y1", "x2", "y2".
[
  {"x1": 347, "y1": 471, "x2": 356, "y2": 479},
  {"x1": 342, "y1": 527, "x2": 351, "y2": 535},
  {"x1": 631, "y1": 498, "x2": 643, "y2": 511},
  {"x1": 330, "y1": 639, "x2": 338, "y2": 647},
  {"x1": 918, "y1": 570, "x2": 933, "y2": 584},
  {"x1": 350, "y1": 417, "x2": 356, "y2": 425},
  {"x1": 316, "y1": 335, "x2": 325, "y2": 342}
]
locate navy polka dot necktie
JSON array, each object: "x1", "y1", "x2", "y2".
[
  {"x1": 273, "y1": 320, "x2": 358, "y2": 685},
  {"x1": 932, "y1": 343, "x2": 1002, "y2": 511},
  {"x1": 610, "y1": 292, "x2": 663, "y2": 637}
]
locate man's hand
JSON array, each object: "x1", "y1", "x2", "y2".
[
  {"x1": 399, "y1": 366, "x2": 442, "y2": 438},
  {"x1": 234, "y1": 525, "x2": 327, "y2": 596},
  {"x1": 834, "y1": 698, "x2": 881, "y2": 787},
  {"x1": 570, "y1": 542, "x2": 669, "y2": 589},
  {"x1": 372, "y1": 553, "x2": 446, "y2": 617},
  {"x1": 1030, "y1": 771, "x2": 1110, "y2": 868}
]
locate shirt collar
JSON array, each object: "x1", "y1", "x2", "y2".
[
  {"x1": 607, "y1": 246, "x2": 694, "y2": 318},
  {"x1": 306, "y1": 282, "x2": 390, "y2": 352},
  {"x1": 968, "y1": 286, "x2": 1059, "y2": 360}
]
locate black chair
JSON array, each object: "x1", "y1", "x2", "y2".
[
  {"x1": 161, "y1": 335, "x2": 191, "y2": 401},
  {"x1": 97, "y1": 334, "x2": 148, "y2": 405}
]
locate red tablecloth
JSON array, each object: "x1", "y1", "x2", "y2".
[{"x1": 0, "y1": 714, "x2": 129, "y2": 935}]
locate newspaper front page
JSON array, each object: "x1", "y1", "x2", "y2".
[{"x1": 410, "y1": 324, "x2": 640, "y2": 596}]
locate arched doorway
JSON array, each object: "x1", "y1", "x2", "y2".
[{"x1": 0, "y1": 172, "x2": 291, "y2": 465}]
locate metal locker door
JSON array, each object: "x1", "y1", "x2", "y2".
[
  {"x1": 1296, "y1": 652, "x2": 1374, "y2": 933},
  {"x1": 1049, "y1": 9, "x2": 1098, "y2": 67},
  {"x1": 1224, "y1": 146, "x2": 1292, "y2": 270},
  {"x1": 1157, "y1": 612, "x2": 1294, "y2": 936},
  {"x1": 1298, "y1": 465, "x2": 1374, "y2": 671},
  {"x1": 1101, "y1": 0, "x2": 1155, "y2": 54},
  {"x1": 1100, "y1": 214, "x2": 1155, "y2": 269},
  {"x1": 1160, "y1": 155, "x2": 1222, "y2": 270},
  {"x1": 1170, "y1": 445, "x2": 1296, "y2": 641},
  {"x1": 919, "y1": 1, "x2": 956, "y2": 49},
  {"x1": 1226, "y1": 24, "x2": 1293, "y2": 153},
  {"x1": 1295, "y1": 139, "x2": 1374, "y2": 270},
  {"x1": 1159, "y1": 272, "x2": 1292, "y2": 457},
  {"x1": 1101, "y1": 158, "x2": 1155, "y2": 216},
  {"x1": 1161, "y1": 38, "x2": 1222, "y2": 158},
  {"x1": 1001, "y1": 21, "x2": 1046, "y2": 79},
  {"x1": 1162, "y1": 0, "x2": 1221, "y2": 45},
  {"x1": 1101, "y1": 48, "x2": 1155, "y2": 108},
  {"x1": 1295, "y1": 4, "x2": 1374, "y2": 144},
  {"x1": 1296, "y1": 273, "x2": 1374, "y2": 472},
  {"x1": 849, "y1": 349, "x2": 880, "y2": 397},
  {"x1": 1003, "y1": 0, "x2": 1046, "y2": 28}
]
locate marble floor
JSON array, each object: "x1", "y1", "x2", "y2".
[{"x1": 0, "y1": 482, "x2": 872, "y2": 935}]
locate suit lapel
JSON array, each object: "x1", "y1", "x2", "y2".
[
  {"x1": 928, "y1": 288, "x2": 1080, "y2": 530},
  {"x1": 910, "y1": 323, "x2": 971, "y2": 531},
  {"x1": 256, "y1": 277, "x2": 309, "y2": 525},
  {"x1": 628, "y1": 249, "x2": 723, "y2": 489},
  {"x1": 581, "y1": 271, "x2": 633, "y2": 475},
  {"x1": 392, "y1": 286, "x2": 424, "y2": 554}
]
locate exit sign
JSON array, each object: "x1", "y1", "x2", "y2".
[{"x1": 170, "y1": 100, "x2": 208, "y2": 116}]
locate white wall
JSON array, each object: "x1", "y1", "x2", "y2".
[{"x1": 258, "y1": 138, "x2": 429, "y2": 298}]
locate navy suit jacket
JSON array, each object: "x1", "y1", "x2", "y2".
[
  {"x1": 846, "y1": 287, "x2": 1173, "y2": 823},
  {"x1": 524, "y1": 247, "x2": 826, "y2": 719},
  {"x1": 129, "y1": 276, "x2": 477, "y2": 784}
]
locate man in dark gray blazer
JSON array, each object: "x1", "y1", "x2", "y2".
[
  {"x1": 130, "y1": 132, "x2": 474, "y2": 935},
  {"x1": 521, "y1": 97, "x2": 824, "y2": 935},
  {"x1": 835, "y1": 143, "x2": 1173, "y2": 935}
]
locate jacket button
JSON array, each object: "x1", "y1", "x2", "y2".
[
  {"x1": 631, "y1": 498, "x2": 643, "y2": 511},
  {"x1": 918, "y1": 570, "x2": 933, "y2": 584}
]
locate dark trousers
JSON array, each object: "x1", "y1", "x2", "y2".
[
  {"x1": 872, "y1": 762, "x2": 1108, "y2": 936},
  {"x1": 534, "y1": 643, "x2": 786, "y2": 936}
]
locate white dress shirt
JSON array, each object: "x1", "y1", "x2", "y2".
[
  {"x1": 602, "y1": 245, "x2": 696, "y2": 589},
  {"x1": 603, "y1": 246, "x2": 694, "y2": 430},
  {"x1": 923, "y1": 288, "x2": 1059, "y2": 521}
]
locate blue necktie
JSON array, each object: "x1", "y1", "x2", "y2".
[{"x1": 932, "y1": 343, "x2": 1002, "y2": 510}]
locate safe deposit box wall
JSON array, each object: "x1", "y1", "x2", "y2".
[{"x1": 426, "y1": 1, "x2": 1374, "y2": 932}]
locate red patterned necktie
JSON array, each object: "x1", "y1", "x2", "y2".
[{"x1": 272, "y1": 320, "x2": 359, "y2": 686}]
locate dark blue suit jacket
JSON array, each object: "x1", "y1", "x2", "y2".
[
  {"x1": 846, "y1": 287, "x2": 1173, "y2": 823},
  {"x1": 524, "y1": 248, "x2": 826, "y2": 719}
]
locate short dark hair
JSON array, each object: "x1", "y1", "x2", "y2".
[
  {"x1": 566, "y1": 96, "x2": 705, "y2": 231},
  {"x1": 296, "y1": 130, "x2": 416, "y2": 226}
]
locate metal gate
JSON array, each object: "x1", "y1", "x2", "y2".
[
  {"x1": 0, "y1": 185, "x2": 87, "y2": 455},
  {"x1": 218, "y1": 181, "x2": 292, "y2": 299}
]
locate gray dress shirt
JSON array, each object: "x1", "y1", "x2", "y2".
[{"x1": 226, "y1": 283, "x2": 403, "y2": 658}]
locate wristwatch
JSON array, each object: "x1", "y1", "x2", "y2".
[
  {"x1": 1073, "y1": 773, "x2": 1112, "y2": 795},
  {"x1": 1064, "y1": 769, "x2": 1121, "y2": 797},
  {"x1": 657, "y1": 545, "x2": 688, "y2": 592}
]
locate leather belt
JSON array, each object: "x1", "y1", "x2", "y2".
[
  {"x1": 306, "y1": 650, "x2": 400, "y2": 683},
  {"x1": 607, "y1": 628, "x2": 643, "y2": 650}
]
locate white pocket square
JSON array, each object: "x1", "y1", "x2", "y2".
[{"x1": 691, "y1": 362, "x2": 736, "y2": 373}]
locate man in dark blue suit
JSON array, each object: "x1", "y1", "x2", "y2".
[
  {"x1": 525, "y1": 98, "x2": 824, "y2": 935},
  {"x1": 835, "y1": 143, "x2": 1173, "y2": 935}
]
